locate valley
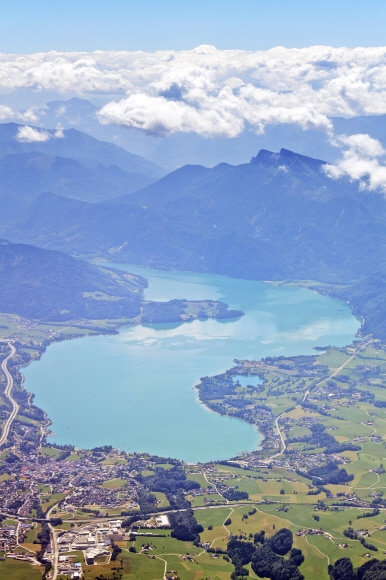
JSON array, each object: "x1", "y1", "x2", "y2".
[
  {"x1": 4, "y1": 333, "x2": 386, "y2": 580},
  {"x1": 0, "y1": 262, "x2": 380, "y2": 580},
  {"x1": 0, "y1": 118, "x2": 385, "y2": 579}
]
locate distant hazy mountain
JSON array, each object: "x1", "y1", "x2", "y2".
[
  {"x1": 33, "y1": 97, "x2": 386, "y2": 169},
  {"x1": 0, "y1": 122, "x2": 165, "y2": 178},
  {"x1": 34, "y1": 97, "x2": 339, "y2": 168},
  {"x1": 0, "y1": 152, "x2": 156, "y2": 224},
  {"x1": 0, "y1": 239, "x2": 146, "y2": 321},
  {"x1": 8, "y1": 148, "x2": 386, "y2": 282},
  {"x1": 6, "y1": 147, "x2": 386, "y2": 339}
]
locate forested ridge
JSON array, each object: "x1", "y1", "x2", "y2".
[{"x1": 7, "y1": 147, "x2": 386, "y2": 340}]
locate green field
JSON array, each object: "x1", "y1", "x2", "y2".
[
  {"x1": 0, "y1": 558, "x2": 42, "y2": 579},
  {"x1": 7, "y1": 319, "x2": 386, "y2": 579},
  {"x1": 153, "y1": 491, "x2": 170, "y2": 508},
  {"x1": 101, "y1": 478, "x2": 127, "y2": 489}
]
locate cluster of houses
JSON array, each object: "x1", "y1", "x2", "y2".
[
  {"x1": 0, "y1": 478, "x2": 33, "y2": 515},
  {"x1": 200, "y1": 466, "x2": 238, "y2": 494},
  {"x1": 296, "y1": 528, "x2": 324, "y2": 537},
  {"x1": 64, "y1": 482, "x2": 138, "y2": 512},
  {"x1": 166, "y1": 570, "x2": 179, "y2": 580},
  {"x1": 0, "y1": 522, "x2": 30, "y2": 551},
  {"x1": 0, "y1": 446, "x2": 151, "y2": 520}
]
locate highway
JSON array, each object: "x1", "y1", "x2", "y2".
[
  {"x1": 47, "y1": 504, "x2": 59, "y2": 580},
  {"x1": 0, "y1": 342, "x2": 18, "y2": 447}
]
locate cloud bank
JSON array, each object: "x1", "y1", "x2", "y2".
[
  {"x1": 3, "y1": 45, "x2": 386, "y2": 190},
  {"x1": 0, "y1": 104, "x2": 37, "y2": 123},
  {"x1": 325, "y1": 133, "x2": 386, "y2": 191},
  {"x1": 1, "y1": 45, "x2": 386, "y2": 139}
]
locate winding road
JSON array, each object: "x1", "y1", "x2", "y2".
[{"x1": 0, "y1": 342, "x2": 18, "y2": 447}]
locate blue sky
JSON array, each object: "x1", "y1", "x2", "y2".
[{"x1": 1, "y1": 0, "x2": 386, "y2": 53}]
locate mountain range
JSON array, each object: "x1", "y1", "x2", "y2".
[
  {"x1": 0, "y1": 122, "x2": 164, "y2": 178},
  {"x1": 5, "y1": 146, "x2": 386, "y2": 339},
  {"x1": 0, "y1": 122, "x2": 168, "y2": 223},
  {"x1": 2, "y1": 108, "x2": 386, "y2": 342},
  {"x1": 7, "y1": 148, "x2": 385, "y2": 282},
  {"x1": 27, "y1": 96, "x2": 386, "y2": 169},
  {"x1": 0, "y1": 152, "x2": 158, "y2": 224}
]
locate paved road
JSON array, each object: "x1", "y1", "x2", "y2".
[
  {"x1": 47, "y1": 504, "x2": 59, "y2": 580},
  {"x1": 203, "y1": 471, "x2": 228, "y2": 503},
  {"x1": 271, "y1": 340, "x2": 370, "y2": 459},
  {"x1": 270, "y1": 413, "x2": 287, "y2": 459},
  {"x1": 0, "y1": 343, "x2": 18, "y2": 447},
  {"x1": 301, "y1": 340, "x2": 370, "y2": 404}
]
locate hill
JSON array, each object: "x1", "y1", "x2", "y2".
[
  {"x1": 0, "y1": 122, "x2": 165, "y2": 178},
  {"x1": 0, "y1": 240, "x2": 241, "y2": 325},
  {"x1": 6, "y1": 147, "x2": 386, "y2": 339},
  {"x1": 0, "y1": 239, "x2": 148, "y2": 322},
  {"x1": 0, "y1": 152, "x2": 156, "y2": 224},
  {"x1": 8, "y1": 148, "x2": 386, "y2": 281},
  {"x1": 329, "y1": 272, "x2": 386, "y2": 342}
]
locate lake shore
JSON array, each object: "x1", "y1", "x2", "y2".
[{"x1": 20, "y1": 265, "x2": 359, "y2": 462}]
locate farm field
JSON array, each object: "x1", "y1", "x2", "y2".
[{"x1": 5, "y1": 335, "x2": 386, "y2": 579}]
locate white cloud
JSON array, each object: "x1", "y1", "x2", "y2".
[
  {"x1": 0, "y1": 104, "x2": 18, "y2": 121},
  {"x1": 324, "y1": 133, "x2": 386, "y2": 191},
  {"x1": 0, "y1": 104, "x2": 37, "y2": 123},
  {"x1": 2, "y1": 46, "x2": 386, "y2": 138},
  {"x1": 333, "y1": 133, "x2": 385, "y2": 157},
  {"x1": 16, "y1": 124, "x2": 65, "y2": 143},
  {"x1": 16, "y1": 126, "x2": 51, "y2": 142},
  {"x1": 98, "y1": 93, "x2": 244, "y2": 138},
  {"x1": 54, "y1": 125, "x2": 64, "y2": 138}
]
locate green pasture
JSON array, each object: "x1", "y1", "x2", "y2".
[
  {"x1": 186, "y1": 472, "x2": 209, "y2": 488},
  {"x1": 38, "y1": 483, "x2": 51, "y2": 492},
  {"x1": 102, "y1": 457, "x2": 127, "y2": 465},
  {"x1": 195, "y1": 507, "x2": 232, "y2": 529},
  {"x1": 64, "y1": 453, "x2": 81, "y2": 461},
  {"x1": 294, "y1": 535, "x2": 330, "y2": 580},
  {"x1": 0, "y1": 558, "x2": 42, "y2": 579},
  {"x1": 318, "y1": 349, "x2": 351, "y2": 370},
  {"x1": 40, "y1": 446, "x2": 61, "y2": 457},
  {"x1": 137, "y1": 535, "x2": 194, "y2": 555},
  {"x1": 153, "y1": 491, "x2": 170, "y2": 508},
  {"x1": 41, "y1": 492, "x2": 65, "y2": 512},
  {"x1": 24, "y1": 523, "x2": 40, "y2": 544},
  {"x1": 188, "y1": 493, "x2": 224, "y2": 507},
  {"x1": 82, "y1": 550, "x2": 164, "y2": 580},
  {"x1": 101, "y1": 478, "x2": 127, "y2": 489},
  {"x1": 165, "y1": 551, "x2": 235, "y2": 580}
]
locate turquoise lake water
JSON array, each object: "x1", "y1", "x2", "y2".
[{"x1": 22, "y1": 266, "x2": 360, "y2": 463}]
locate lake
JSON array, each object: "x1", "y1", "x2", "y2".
[{"x1": 22, "y1": 266, "x2": 360, "y2": 463}]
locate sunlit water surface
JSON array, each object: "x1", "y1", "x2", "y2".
[{"x1": 22, "y1": 266, "x2": 360, "y2": 462}]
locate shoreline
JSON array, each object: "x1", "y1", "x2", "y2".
[{"x1": 1, "y1": 270, "x2": 362, "y2": 464}]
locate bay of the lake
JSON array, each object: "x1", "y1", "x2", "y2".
[{"x1": 22, "y1": 266, "x2": 360, "y2": 463}]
